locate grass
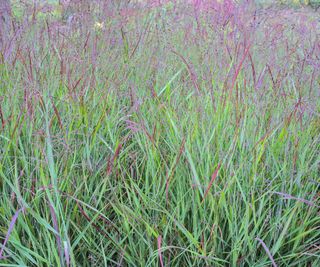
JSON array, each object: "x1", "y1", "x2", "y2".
[{"x1": 0, "y1": 0, "x2": 319, "y2": 266}]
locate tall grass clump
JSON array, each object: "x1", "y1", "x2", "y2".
[{"x1": 0, "y1": 0, "x2": 319, "y2": 266}]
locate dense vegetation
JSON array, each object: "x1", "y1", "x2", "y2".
[{"x1": 0, "y1": 0, "x2": 319, "y2": 266}]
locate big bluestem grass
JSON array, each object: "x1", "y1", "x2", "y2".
[{"x1": 0, "y1": 0, "x2": 319, "y2": 266}]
